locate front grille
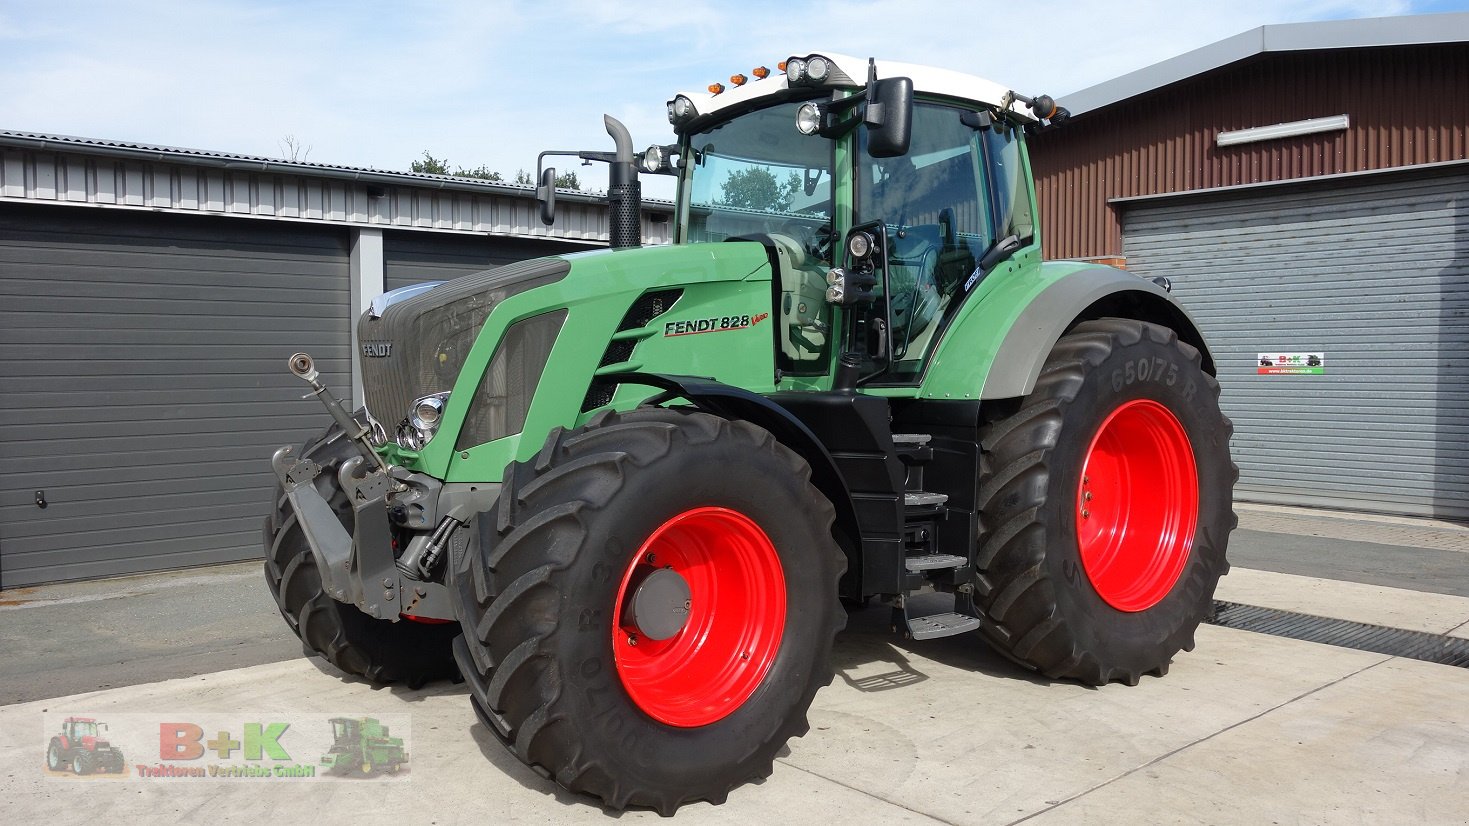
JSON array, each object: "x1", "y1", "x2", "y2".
[{"x1": 357, "y1": 258, "x2": 570, "y2": 433}]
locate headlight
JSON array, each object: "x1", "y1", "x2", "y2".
[
  {"x1": 795, "y1": 102, "x2": 822, "y2": 136},
  {"x1": 410, "y1": 392, "x2": 449, "y2": 430},
  {"x1": 785, "y1": 57, "x2": 806, "y2": 84},
  {"x1": 639, "y1": 144, "x2": 667, "y2": 174},
  {"x1": 667, "y1": 95, "x2": 695, "y2": 125},
  {"x1": 398, "y1": 391, "x2": 450, "y2": 450}
]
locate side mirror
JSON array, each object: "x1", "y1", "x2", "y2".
[
  {"x1": 866, "y1": 77, "x2": 913, "y2": 158},
  {"x1": 536, "y1": 167, "x2": 557, "y2": 226}
]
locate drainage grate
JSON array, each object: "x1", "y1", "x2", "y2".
[{"x1": 1206, "y1": 601, "x2": 1469, "y2": 669}]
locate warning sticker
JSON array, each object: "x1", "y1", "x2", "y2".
[{"x1": 1257, "y1": 353, "x2": 1324, "y2": 375}]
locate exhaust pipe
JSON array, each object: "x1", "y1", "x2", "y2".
[{"x1": 603, "y1": 115, "x2": 641, "y2": 250}]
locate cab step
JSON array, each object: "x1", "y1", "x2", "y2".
[
  {"x1": 892, "y1": 593, "x2": 982, "y2": 641},
  {"x1": 905, "y1": 612, "x2": 982, "y2": 641},
  {"x1": 904, "y1": 554, "x2": 967, "y2": 572},
  {"x1": 892, "y1": 433, "x2": 932, "y2": 446},
  {"x1": 904, "y1": 491, "x2": 948, "y2": 507}
]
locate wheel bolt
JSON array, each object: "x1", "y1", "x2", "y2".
[
  {"x1": 627, "y1": 633, "x2": 639, "y2": 646},
  {"x1": 1085, "y1": 492, "x2": 1093, "y2": 501},
  {"x1": 1082, "y1": 509, "x2": 1090, "y2": 519},
  {"x1": 741, "y1": 651, "x2": 750, "y2": 660},
  {"x1": 645, "y1": 553, "x2": 657, "y2": 565}
]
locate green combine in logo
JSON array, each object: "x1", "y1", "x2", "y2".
[{"x1": 319, "y1": 718, "x2": 406, "y2": 776}]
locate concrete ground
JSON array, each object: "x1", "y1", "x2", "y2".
[{"x1": 3, "y1": 504, "x2": 1467, "y2": 823}]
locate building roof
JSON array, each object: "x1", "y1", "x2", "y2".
[
  {"x1": 1061, "y1": 12, "x2": 1469, "y2": 116},
  {"x1": 0, "y1": 130, "x2": 673, "y2": 211}
]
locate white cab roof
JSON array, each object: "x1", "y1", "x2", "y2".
[{"x1": 672, "y1": 52, "x2": 1030, "y2": 123}]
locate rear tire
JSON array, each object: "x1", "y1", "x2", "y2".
[
  {"x1": 263, "y1": 420, "x2": 459, "y2": 686},
  {"x1": 451, "y1": 408, "x2": 845, "y2": 814},
  {"x1": 973, "y1": 319, "x2": 1236, "y2": 685}
]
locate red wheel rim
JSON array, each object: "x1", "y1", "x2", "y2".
[
  {"x1": 1076, "y1": 399, "x2": 1199, "y2": 612},
  {"x1": 612, "y1": 507, "x2": 786, "y2": 727}
]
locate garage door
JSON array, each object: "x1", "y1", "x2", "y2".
[
  {"x1": 383, "y1": 232, "x2": 596, "y2": 292},
  {"x1": 0, "y1": 205, "x2": 352, "y2": 587},
  {"x1": 1122, "y1": 169, "x2": 1468, "y2": 519}
]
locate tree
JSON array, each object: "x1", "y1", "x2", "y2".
[
  {"x1": 514, "y1": 169, "x2": 582, "y2": 190},
  {"x1": 720, "y1": 167, "x2": 799, "y2": 212},
  {"x1": 454, "y1": 164, "x2": 502, "y2": 182},
  {"x1": 279, "y1": 135, "x2": 312, "y2": 162},
  {"x1": 411, "y1": 151, "x2": 450, "y2": 175}
]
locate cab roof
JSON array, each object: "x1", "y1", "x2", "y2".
[{"x1": 671, "y1": 52, "x2": 1029, "y2": 125}]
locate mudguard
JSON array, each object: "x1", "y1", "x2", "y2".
[{"x1": 920, "y1": 259, "x2": 1214, "y2": 401}]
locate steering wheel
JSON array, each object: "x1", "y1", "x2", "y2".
[{"x1": 779, "y1": 220, "x2": 834, "y2": 263}]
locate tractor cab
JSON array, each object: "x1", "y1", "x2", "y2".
[
  {"x1": 658, "y1": 53, "x2": 1042, "y2": 387},
  {"x1": 64, "y1": 718, "x2": 100, "y2": 742}
]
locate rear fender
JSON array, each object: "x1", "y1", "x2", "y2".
[{"x1": 921, "y1": 261, "x2": 1214, "y2": 401}]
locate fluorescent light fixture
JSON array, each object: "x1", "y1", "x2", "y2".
[{"x1": 1216, "y1": 114, "x2": 1350, "y2": 147}]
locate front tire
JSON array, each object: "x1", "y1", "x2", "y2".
[
  {"x1": 46, "y1": 740, "x2": 63, "y2": 771},
  {"x1": 451, "y1": 408, "x2": 845, "y2": 814},
  {"x1": 974, "y1": 319, "x2": 1236, "y2": 685},
  {"x1": 264, "y1": 421, "x2": 459, "y2": 686}
]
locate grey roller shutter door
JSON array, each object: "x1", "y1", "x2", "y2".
[
  {"x1": 0, "y1": 205, "x2": 351, "y2": 587},
  {"x1": 382, "y1": 232, "x2": 595, "y2": 292},
  {"x1": 1121, "y1": 170, "x2": 1468, "y2": 519}
]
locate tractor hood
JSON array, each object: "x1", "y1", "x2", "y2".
[{"x1": 357, "y1": 257, "x2": 571, "y2": 443}]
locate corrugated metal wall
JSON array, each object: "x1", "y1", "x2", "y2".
[
  {"x1": 1121, "y1": 169, "x2": 1468, "y2": 518},
  {"x1": 1032, "y1": 43, "x2": 1469, "y2": 261},
  {"x1": 0, "y1": 146, "x2": 674, "y2": 247},
  {"x1": 0, "y1": 204, "x2": 352, "y2": 587},
  {"x1": 382, "y1": 232, "x2": 599, "y2": 292}
]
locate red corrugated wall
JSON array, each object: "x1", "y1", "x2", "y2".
[{"x1": 1029, "y1": 43, "x2": 1469, "y2": 261}]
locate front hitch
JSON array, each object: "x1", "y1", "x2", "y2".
[{"x1": 286, "y1": 352, "x2": 388, "y2": 472}]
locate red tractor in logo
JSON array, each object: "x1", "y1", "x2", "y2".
[{"x1": 47, "y1": 717, "x2": 125, "y2": 774}]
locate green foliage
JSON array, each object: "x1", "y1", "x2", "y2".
[
  {"x1": 456, "y1": 165, "x2": 503, "y2": 182},
  {"x1": 409, "y1": 152, "x2": 503, "y2": 182},
  {"x1": 514, "y1": 168, "x2": 582, "y2": 190},
  {"x1": 720, "y1": 167, "x2": 800, "y2": 212},
  {"x1": 410, "y1": 151, "x2": 450, "y2": 175}
]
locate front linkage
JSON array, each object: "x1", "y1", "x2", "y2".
[{"x1": 269, "y1": 353, "x2": 465, "y2": 623}]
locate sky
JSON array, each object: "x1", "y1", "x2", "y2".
[{"x1": 2, "y1": 0, "x2": 1467, "y2": 197}]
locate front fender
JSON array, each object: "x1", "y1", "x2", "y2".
[{"x1": 920, "y1": 260, "x2": 1214, "y2": 401}]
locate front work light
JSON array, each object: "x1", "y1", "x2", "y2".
[
  {"x1": 795, "y1": 103, "x2": 822, "y2": 135},
  {"x1": 667, "y1": 95, "x2": 696, "y2": 125},
  {"x1": 785, "y1": 57, "x2": 807, "y2": 84}
]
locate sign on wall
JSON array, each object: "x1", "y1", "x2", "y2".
[{"x1": 1257, "y1": 353, "x2": 1325, "y2": 375}]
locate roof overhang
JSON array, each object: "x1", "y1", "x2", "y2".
[{"x1": 1061, "y1": 12, "x2": 1469, "y2": 116}]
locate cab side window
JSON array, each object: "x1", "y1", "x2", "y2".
[{"x1": 856, "y1": 103, "x2": 993, "y2": 372}]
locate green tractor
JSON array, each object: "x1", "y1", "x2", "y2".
[
  {"x1": 265, "y1": 52, "x2": 1234, "y2": 813},
  {"x1": 320, "y1": 717, "x2": 407, "y2": 776}
]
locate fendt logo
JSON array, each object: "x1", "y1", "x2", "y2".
[{"x1": 361, "y1": 341, "x2": 393, "y2": 357}]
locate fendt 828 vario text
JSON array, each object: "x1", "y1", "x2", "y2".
[{"x1": 265, "y1": 53, "x2": 1235, "y2": 813}]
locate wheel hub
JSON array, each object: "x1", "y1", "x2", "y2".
[
  {"x1": 629, "y1": 567, "x2": 692, "y2": 641},
  {"x1": 1076, "y1": 398, "x2": 1199, "y2": 612},
  {"x1": 612, "y1": 507, "x2": 786, "y2": 728}
]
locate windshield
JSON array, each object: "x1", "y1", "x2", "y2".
[
  {"x1": 683, "y1": 100, "x2": 834, "y2": 263},
  {"x1": 70, "y1": 721, "x2": 98, "y2": 737}
]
